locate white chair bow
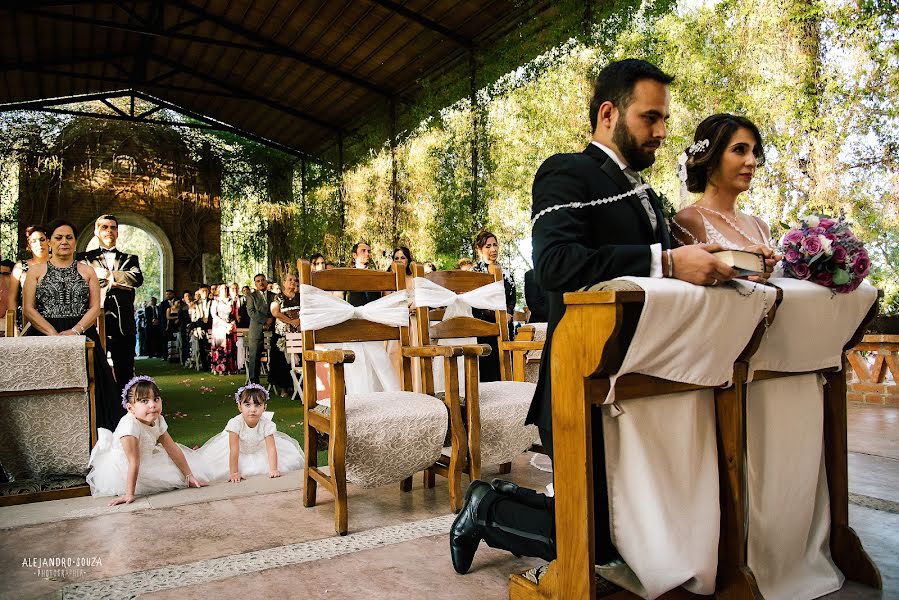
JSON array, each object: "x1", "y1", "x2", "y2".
[
  {"x1": 300, "y1": 285, "x2": 410, "y2": 394},
  {"x1": 412, "y1": 278, "x2": 506, "y2": 318}
]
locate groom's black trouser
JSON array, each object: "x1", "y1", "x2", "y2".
[{"x1": 475, "y1": 408, "x2": 617, "y2": 563}]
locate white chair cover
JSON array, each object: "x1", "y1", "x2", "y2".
[
  {"x1": 300, "y1": 285, "x2": 409, "y2": 394},
  {"x1": 413, "y1": 278, "x2": 506, "y2": 392}
]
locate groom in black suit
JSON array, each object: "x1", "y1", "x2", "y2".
[
  {"x1": 78, "y1": 214, "x2": 143, "y2": 388},
  {"x1": 449, "y1": 59, "x2": 738, "y2": 574}
]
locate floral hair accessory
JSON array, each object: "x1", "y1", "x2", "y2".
[
  {"x1": 121, "y1": 375, "x2": 156, "y2": 409},
  {"x1": 235, "y1": 383, "x2": 269, "y2": 404},
  {"x1": 676, "y1": 138, "x2": 710, "y2": 183}
]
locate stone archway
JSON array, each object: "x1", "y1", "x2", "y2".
[{"x1": 76, "y1": 212, "x2": 174, "y2": 293}]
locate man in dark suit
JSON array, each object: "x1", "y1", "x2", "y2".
[
  {"x1": 78, "y1": 214, "x2": 143, "y2": 387},
  {"x1": 523, "y1": 269, "x2": 548, "y2": 323},
  {"x1": 246, "y1": 273, "x2": 273, "y2": 384},
  {"x1": 345, "y1": 242, "x2": 379, "y2": 307},
  {"x1": 449, "y1": 59, "x2": 738, "y2": 574}
]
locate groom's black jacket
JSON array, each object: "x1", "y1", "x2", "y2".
[
  {"x1": 525, "y1": 143, "x2": 674, "y2": 435},
  {"x1": 78, "y1": 248, "x2": 143, "y2": 337}
]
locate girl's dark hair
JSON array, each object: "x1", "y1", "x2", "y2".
[
  {"x1": 685, "y1": 114, "x2": 766, "y2": 194},
  {"x1": 126, "y1": 380, "x2": 161, "y2": 404},
  {"x1": 309, "y1": 253, "x2": 325, "y2": 263},
  {"x1": 474, "y1": 230, "x2": 497, "y2": 250},
  {"x1": 388, "y1": 246, "x2": 413, "y2": 275},
  {"x1": 46, "y1": 218, "x2": 79, "y2": 238},
  {"x1": 238, "y1": 387, "x2": 267, "y2": 405},
  {"x1": 25, "y1": 224, "x2": 48, "y2": 239}
]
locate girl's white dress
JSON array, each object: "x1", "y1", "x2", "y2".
[
  {"x1": 198, "y1": 414, "x2": 304, "y2": 481},
  {"x1": 86, "y1": 413, "x2": 211, "y2": 497}
]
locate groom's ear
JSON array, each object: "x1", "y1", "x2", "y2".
[{"x1": 596, "y1": 101, "x2": 617, "y2": 130}]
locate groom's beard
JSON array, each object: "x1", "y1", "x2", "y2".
[{"x1": 613, "y1": 117, "x2": 658, "y2": 172}]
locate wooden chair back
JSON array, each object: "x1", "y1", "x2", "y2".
[
  {"x1": 411, "y1": 262, "x2": 512, "y2": 383},
  {"x1": 298, "y1": 261, "x2": 413, "y2": 398},
  {"x1": 1, "y1": 310, "x2": 12, "y2": 337}
]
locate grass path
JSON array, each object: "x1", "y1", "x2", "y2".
[{"x1": 134, "y1": 358, "x2": 306, "y2": 450}]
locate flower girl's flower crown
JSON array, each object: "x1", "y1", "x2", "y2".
[
  {"x1": 121, "y1": 375, "x2": 156, "y2": 408},
  {"x1": 235, "y1": 383, "x2": 269, "y2": 403}
]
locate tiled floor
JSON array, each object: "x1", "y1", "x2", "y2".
[{"x1": 1, "y1": 404, "x2": 895, "y2": 600}]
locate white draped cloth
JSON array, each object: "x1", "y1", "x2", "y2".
[
  {"x1": 743, "y1": 279, "x2": 877, "y2": 600},
  {"x1": 300, "y1": 285, "x2": 409, "y2": 394},
  {"x1": 298, "y1": 285, "x2": 448, "y2": 488},
  {"x1": 413, "y1": 278, "x2": 506, "y2": 392},
  {"x1": 599, "y1": 277, "x2": 775, "y2": 599}
]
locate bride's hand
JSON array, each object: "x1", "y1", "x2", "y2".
[{"x1": 742, "y1": 244, "x2": 782, "y2": 281}]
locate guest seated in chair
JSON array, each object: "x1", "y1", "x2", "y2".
[
  {"x1": 22, "y1": 219, "x2": 124, "y2": 431},
  {"x1": 449, "y1": 59, "x2": 760, "y2": 575}
]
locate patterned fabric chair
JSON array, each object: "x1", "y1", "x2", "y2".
[
  {"x1": 412, "y1": 263, "x2": 543, "y2": 482},
  {"x1": 514, "y1": 322, "x2": 547, "y2": 384},
  {"x1": 0, "y1": 336, "x2": 97, "y2": 503},
  {"x1": 298, "y1": 260, "x2": 467, "y2": 535}
]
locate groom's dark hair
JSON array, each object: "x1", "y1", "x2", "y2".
[{"x1": 590, "y1": 59, "x2": 674, "y2": 133}]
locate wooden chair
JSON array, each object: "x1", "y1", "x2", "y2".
[
  {"x1": 299, "y1": 260, "x2": 467, "y2": 535},
  {"x1": 285, "y1": 332, "x2": 304, "y2": 402},
  {"x1": 1, "y1": 309, "x2": 13, "y2": 337},
  {"x1": 411, "y1": 263, "x2": 543, "y2": 482}
]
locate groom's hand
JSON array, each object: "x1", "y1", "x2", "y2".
[{"x1": 670, "y1": 244, "x2": 737, "y2": 286}]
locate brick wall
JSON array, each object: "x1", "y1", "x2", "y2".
[
  {"x1": 15, "y1": 119, "x2": 222, "y2": 292},
  {"x1": 846, "y1": 335, "x2": 899, "y2": 406}
]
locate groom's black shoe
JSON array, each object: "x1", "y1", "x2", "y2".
[{"x1": 450, "y1": 480, "x2": 493, "y2": 574}]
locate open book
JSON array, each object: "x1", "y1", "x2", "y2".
[{"x1": 712, "y1": 250, "x2": 765, "y2": 276}]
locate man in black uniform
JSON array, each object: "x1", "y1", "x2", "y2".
[
  {"x1": 449, "y1": 59, "x2": 738, "y2": 573},
  {"x1": 78, "y1": 215, "x2": 143, "y2": 387}
]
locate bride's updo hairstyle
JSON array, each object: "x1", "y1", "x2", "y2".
[{"x1": 684, "y1": 114, "x2": 765, "y2": 193}]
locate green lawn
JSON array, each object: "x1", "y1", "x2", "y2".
[{"x1": 134, "y1": 358, "x2": 306, "y2": 450}]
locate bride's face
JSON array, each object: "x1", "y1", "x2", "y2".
[{"x1": 708, "y1": 127, "x2": 760, "y2": 194}]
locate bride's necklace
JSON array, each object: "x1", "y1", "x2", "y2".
[{"x1": 695, "y1": 205, "x2": 764, "y2": 246}]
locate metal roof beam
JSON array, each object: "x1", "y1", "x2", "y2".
[
  {"x1": 368, "y1": 0, "x2": 473, "y2": 48},
  {"x1": 147, "y1": 53, "x2": 343, "y2": 134},
  {"x1": 167, "y1": 0, "x2": 396, "y2": 98}
]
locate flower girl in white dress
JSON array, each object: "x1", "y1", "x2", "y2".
[
  {"x1": 199, "y1": 383, "x2": 304, "y2": 482},
  {"x1": 87, "y1": 376, "x2": 210, "y2": 505}
]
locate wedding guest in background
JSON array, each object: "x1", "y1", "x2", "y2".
[
  {"x1": 210, "y1": 284, "x2": 237, "y2": 375},
  {"x1": 524, "y1": 269, "x2": 549, "y2": 323},
  {"x1": 246, "y1": 274, "x2": 273, "y2": 384},
  {"x1": 23, "y1": 219, "x2": 123, "y2": 429},
  {"x1": 0, "y1": 259, "x2": 13, "y2": 322},
  {"x1": 238, "y1": 285, "x2": 251, "y2": 327},
  {"x1": 165, "y1": 295, "x2": 181, "y2": 362},
  {"x1": 10, "y1": 224, "x2": 50, "y2": 333},
  {"x1": 346, "y1": 242, "x2": 378, "y2": 307},
  {"x1": 456, "y1": 258, "x2": 474, "y2": 271},
  {"x1": 145, "y1": 297, "x2": 161, "y2": 359},
  {"x1": 193, "y1": 284, "x2": 213, "y2": 370},
  {"x1": 387, "y1": 246, "x2": 414, "y2": 278},
  {"x1": 423, "y1": 261, "x2": 437, "y2": 274},
  {"x1": 159, "y1": 289, "x2": 175, "y2": 347},
  {"x1": 78, "y1": 215, "x2": 144, "y2": 385},
  {"x1": 269, "y1": 272, "x2": 301, "y2": 397},
  {"x1": 324, "y1": 262, "x2": 336, "y2": 270},
  {"x1": 309, "y1": 253, "x2": 326, "y2": 272},
  {"x1": 178, "y1": 291, "x2": 192, "y2": 365},
  {"x1": 472, "y1": 230, "x2": 517, "y2": 382},
  {"x1": 135, "y1": 302, "x2": 147, "y2": 356}
]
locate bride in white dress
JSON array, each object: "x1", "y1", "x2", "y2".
[{"x1": 671, "y1": 114, "x2": 779, "y2": 278}]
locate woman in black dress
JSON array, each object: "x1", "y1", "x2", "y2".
[
  {"x1": 268, "y1": 272, "x2": 301, "y2": 397},
  {"x1": 471, "y1": 230, "x2": 517, "y2": 382},
  {"x1": 22, "y1": 219, "x2": 123, "y2": 430}
]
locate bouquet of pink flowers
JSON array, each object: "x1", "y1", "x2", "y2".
[{"x1": 779, "y1": 214, "x2": 870, "y2": 293}]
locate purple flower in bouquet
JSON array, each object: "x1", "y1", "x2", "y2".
[
  {"x1": 832, "y1": 246, "x2": 847, "y2": 264},
  {"x1": 852, "y1": 250, "x2": 870, "y2": 277},
  {"x1": 802, "y1": 235, "x2": 823, "y2": 256},
  {"x1": 813, "y1": 270, "x2": 833, "y2": 287},
  {"x1": 790, "y1": 262, "x2": 811, "y2": 279},
  {"x1": 783, "y1": 229, "x2": 804, "y2": 245},
  {"x1": 785, "y1": 248, "x2": 802, "y2": 264},
  {"x1": 818, "y1": 217, "x2": 837, "y2": 229}
]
